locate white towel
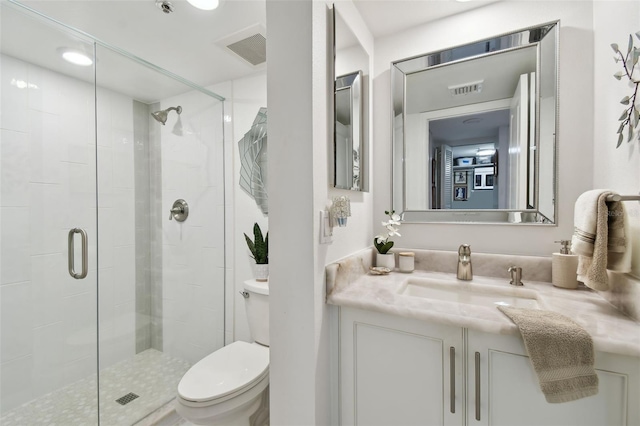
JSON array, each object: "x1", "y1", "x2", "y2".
[{"x1": 571, "y1": 190, "x2": 630, "y2": 291}]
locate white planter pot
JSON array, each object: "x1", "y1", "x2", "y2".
[
  {"x1": 376, "y1": 253, "x2": 395, "y2": 270},
  {"x1": 252, "y1": 263, "x2": 269, "y2": 282}
]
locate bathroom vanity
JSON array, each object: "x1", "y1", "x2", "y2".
[{"x1": 326, "y1": 249, "x2": 640, "y2": 425}]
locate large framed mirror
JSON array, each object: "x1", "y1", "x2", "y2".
[
  {"x1": 334, "y1": 6, "x2": 369, "y2": 191},
  {"x1": 392, "y1": 22, "x2": 558, "y2": 224}
]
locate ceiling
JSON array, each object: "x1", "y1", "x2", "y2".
[
  {"x1": 3, "y1": 0, "x2": 504, "y2": 102},
  {"x1": 4, "y1": 0, "x2": 266, "y2": 101},
  {"x1": 406, "y1": 46, "x2": 537, "y2": 114},
  {"x1": 352, "y1": 0, "x2": 501, "y2": 39}
]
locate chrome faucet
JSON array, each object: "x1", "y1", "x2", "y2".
[
  {"x1": 457, "y1": 244, "x2": 473, "y2": 280},
  {"x1": 508, "y1": 266, "x2": 523, "y2": 286}
]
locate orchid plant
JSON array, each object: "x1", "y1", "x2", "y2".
[
  {"x1": 374, "y1": 210, "x2": 401, "y2": 254},
  {"x1": 612, "y1": 31, "x2": 640, "y2": 147}
]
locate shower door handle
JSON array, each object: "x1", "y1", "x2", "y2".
[{"x1": 68, "y1": 228, "x2": 88, "y2": 279}]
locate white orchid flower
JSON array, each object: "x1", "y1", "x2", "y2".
[
  {"x1": 375, "y1": 235, "x2": 387, "y2": 244},
  {"x1": 382, "y1": 213, "x2": 401, "y2": 227},
  {"x1": 375, "y1": 210, "x2": 402, "y2": 253},
  {"x1": 387, "y1": 229, "x2": 401, "y2": 238}
]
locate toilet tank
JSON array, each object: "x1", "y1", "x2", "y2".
[{"x1": 243, "y1": 280, "x2": 269, "y2": 346}]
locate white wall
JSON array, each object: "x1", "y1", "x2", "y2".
[
  {"x1": 373, "y1": 1, "x2": 595, "y2": 256},
  {"x1": 592, "y1": 0, "x2": 640, "y2": 278},
  {"x1": 209, "y1": 72, "x2": 268, "y2": 345},
  {"x1": 266, "y1": 0, "x2": 374, "y2": 423},
  {"x1": 328, "y1": 0, "x2": 375, "y2": 260}
]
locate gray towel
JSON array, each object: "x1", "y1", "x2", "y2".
[
  {"x1": 498, "y1": 306, "x2": 598, "y2": 403},
  {"x1": 572, "y1": 190, "x2": 630, "y2": 291}
]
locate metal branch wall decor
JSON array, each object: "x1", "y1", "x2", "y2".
[
  {"x1": 612, "y1": 31, "x2": 640, "y2": 147},
  {"x1": 238, "y1": 108, "x2": 268, "y2": 215}
]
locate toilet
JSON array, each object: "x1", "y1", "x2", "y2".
[{"x1": 176, "y1": 280, "x2": 270, "y2": 425}]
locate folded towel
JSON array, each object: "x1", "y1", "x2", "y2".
[
  {"x1": 571, "y1": 190, "x2": 630, "y2": 291},
  {"x1": 498, "y1": 306, "x2": 598, "y2": 403}
]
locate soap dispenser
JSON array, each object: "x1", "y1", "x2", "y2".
[{"x1": 552, "y1": 240, "x2": 579, "y2": 289}]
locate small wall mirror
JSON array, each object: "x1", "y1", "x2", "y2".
[
  {"x1": 334, "y1": 7, "x2": 369, "y2": 191},
  {"x1": 335, "y1": 71, "x2": 363, "y2": 190},
  {"x1": 392, "y1": 22, "x2": 558, "y2": 224}
]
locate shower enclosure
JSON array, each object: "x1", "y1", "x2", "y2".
[{"x1": 0, "y1": 1, "x2": 226, "y2": 424}]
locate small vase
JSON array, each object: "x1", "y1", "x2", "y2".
[
  {"x1": 252, "y1": 263, "x2": 269, "y2": 282},
  {"x1": 376, "y1": 253, "x2": 395, "y2": 270}
]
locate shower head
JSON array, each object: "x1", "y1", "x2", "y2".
[{"x1": 151, "y1": 106, "x2": 182, "y2": 125}]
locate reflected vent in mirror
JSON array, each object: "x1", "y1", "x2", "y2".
[
  {"x1": 448, "y1": 80, "x2": 484, "y2": 96},
  {"x1": 217, "y1": 24, "x2": 267, "y2": 66}
]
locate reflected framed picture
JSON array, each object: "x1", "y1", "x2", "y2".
[
  {"x1": 454, "y1": 171, "x2": 467, "y2": 184},
  {"x1": 453, "y1": 185, "x2": 467, "y2": 201}
]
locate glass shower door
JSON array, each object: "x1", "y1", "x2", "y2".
[
  {"x1": 1, "y1": 2, "x2": 227, "y2": 424},
  {"x1": 93, "y1": 42, "x2": 226, "y2": 425},
  {"x1": 1, "y1": 2, "x2": 100, "y2": 424}
]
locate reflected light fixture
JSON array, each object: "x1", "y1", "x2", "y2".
[
  {"x1": 186, "y1": 0, "x2": 219, "y2": 10},
  {"x1": 477, "y1": 149, "x2": 496, "y2": 156},
  {"x1": 59, "y1": 48, "x2": 93, "y2": 66}
]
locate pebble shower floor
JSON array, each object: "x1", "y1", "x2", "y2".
[{"x1": 1, "y1": 349, "x2": 190, "y2": 426}]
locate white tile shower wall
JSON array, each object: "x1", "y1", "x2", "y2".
[
  {"x1": 159, "y1": 90, "x2": 225, "y2": 365},
  {"x1": 0, "y1": 54, "x2": 136, "y2": 412},
  {"x1": 96, "y1": 86, "x2": 137, "y2": 370}
]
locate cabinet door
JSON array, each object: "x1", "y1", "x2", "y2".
[
  {"x1": 339, "y1": 307, "x2": 463, "y2": 426},
  {"x1": 467, "y1": 330, "x2": 640, "y2": 426}
]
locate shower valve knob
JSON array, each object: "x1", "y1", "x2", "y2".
[{"x1": 169, "y1": 199, "x2": 189, "y2": 222}]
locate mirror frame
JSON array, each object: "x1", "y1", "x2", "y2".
[
  {"x1": 335, "y1": 70, "x2": 363, "y2": 190},
  {"x1": 391, "y1": 21, "x2": 559, "y2": 225}
]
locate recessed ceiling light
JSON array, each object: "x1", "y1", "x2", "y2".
[
  {"x1": 187, "y1": 0, "x2": 219, "y2": 10},
  {"x1": 59, "y1": 48, "x2": 93, "y2": 66}
]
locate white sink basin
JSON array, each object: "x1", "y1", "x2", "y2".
[{"x1": 399, "y1": 277, "x2": 539, "y2": 309}]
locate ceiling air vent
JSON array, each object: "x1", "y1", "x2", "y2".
[
  {"x1": 216, "y1": 24, "x2": 266, "y2": 66},
  {"x1": 448, "y1": 80, "x2": 484, "y2": 96}
]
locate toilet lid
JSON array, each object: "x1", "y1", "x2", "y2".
[{"x1": 178, "y1": 341, "x2": 269, "y2": 404}]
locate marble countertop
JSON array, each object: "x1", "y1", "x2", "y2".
[{"x1": 326, "y1": 249, "x2": 640, "y2": 358}]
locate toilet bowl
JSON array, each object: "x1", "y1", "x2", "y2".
[{"x1": 176, "y1": 280, "x2": 270, "y2": 425}]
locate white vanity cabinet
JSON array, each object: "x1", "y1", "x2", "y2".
[
  {"x1": 467, "y1": 330, "x2": 640, "y2": 426},
  {"x1": 338, "y1": 307, "x2": 464, "y2": 425},
  {"x1": 337, "y1": 307, "x2": 640, "y2": 426}
]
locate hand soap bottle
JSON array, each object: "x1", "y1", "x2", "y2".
[{"x1": 552, "y1": 240, "x2": 579, "y2": 289}]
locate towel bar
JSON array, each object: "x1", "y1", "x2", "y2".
[{"x1": 605, "y1": 193, "x2": 640, "y2": 202}]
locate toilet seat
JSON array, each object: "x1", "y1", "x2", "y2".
[{"x1": 177, "y1": 341, "x2": 269, "y2": 407}]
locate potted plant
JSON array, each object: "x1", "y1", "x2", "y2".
[
  {"x1": 244, "y1": 223, "x2": 269, "y2": 282},
  {"x1": 374, "y1": 210, "x2": 401, "y2": 269}
]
